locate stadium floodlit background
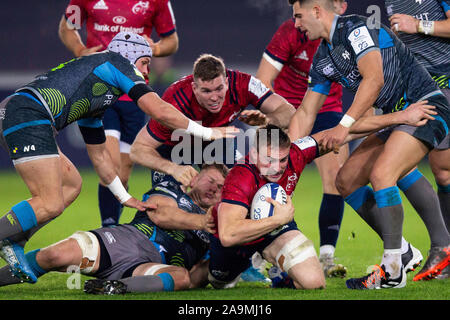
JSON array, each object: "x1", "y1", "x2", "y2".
[{"x1": 0, "y1": 0, "x2": 389, "y2": 169}]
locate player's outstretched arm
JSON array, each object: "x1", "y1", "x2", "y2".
[
  {"x1": 258, "y1": 94, "x2": 296, "y2": 129},
  {"x1": 85, "y1": 142, "x2": 153, "y2": 212},
  {"x1": 130, "y1": 126, "x2": 199, "y2": 188},
  {"x1": 145, "y1": 195, "x2": 215, "y2": 233},
  {"x1": 136, "y1": 92, "x2": 239, "y2": 141},
  {"x1": 288, "y1": 89, "x2": 327, "y2": 141}
]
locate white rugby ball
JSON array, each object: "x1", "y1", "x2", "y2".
[{"x1": 250, "y1": 183, "x2": 287, "y2": 220}]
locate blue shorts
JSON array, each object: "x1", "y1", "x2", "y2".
[
  {"x1": 208, "y1": 220, "x2": 299, "y2": 283},
  {"x1": 311, "y1": 111, "x2": 343, "y2": 135},
  {"x1": 103, "y1": 100, "x2": 147, "y2": 145}
]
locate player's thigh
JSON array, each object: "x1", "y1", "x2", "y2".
[
  {"x1": 314, "y1": 143, "x2": 349, "y2": 194},
  {"x1": 133, "y1": 262, "x2": 190, "y2": 291},
  {"x1": 429, "y1": 147, "x2": 450, "y2": 185},
  {"x1": 370, "y1": 130, "x2": 429, "y2": 189},
  {"x1": 335, "y1": 134, "x2": 384, "y2": 197}
]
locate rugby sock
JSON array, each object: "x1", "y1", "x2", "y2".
[
  {"x1": 398, "y1": 170, "x2": 450, "y2": 246},
  {"x1": 9, "y1": 220, "x2": 52, "y2": 247},
  {"x1": 0, "y1": 201, "x2": 38, "y2": 241},
  {"x1": 344, "y1": 186, "x2": 382, "y2": 236},
  {"x1": 98, "y1": 184, "x2": 123, "y2": 227},
  {"x1": 374, "y1": 187, "x2": 404, "y2": 278},
  {"x1": 25, "y1": 249, "x2": 47, "y2": 278},
  {"x1": 0, "y1": 265, "x2": 22, "y2": 287},
  {"x1": 437, "y1": 183, "x2": 450, "y2": 232},
  {"x1": 120, "y1": 273, "x2": 175, "y2": 292},
  {"x1": 318, "y1": 193, "x2": 344, "y2": 249}
]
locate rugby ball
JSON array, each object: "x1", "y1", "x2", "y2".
[{"x1": 250, "y1": 183, "x2": 287, "y2": 220}]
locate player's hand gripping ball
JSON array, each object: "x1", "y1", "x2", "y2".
[{"x1": 250, "y1": 183, "x2": 287, "y2": 220}]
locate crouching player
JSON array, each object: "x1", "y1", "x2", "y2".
[
  {"x1": 208, "y1": 100, "x2": 438, "y2": 290},
  {"x1": 0, "y1": 164, "x2": 227, "y2": 294}
]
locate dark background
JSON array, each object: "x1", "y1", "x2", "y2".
[{"x1": 0, "y1": 0, "x2": 388, "y2": 168}]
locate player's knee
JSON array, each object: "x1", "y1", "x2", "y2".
[
  {"x1": 369, "y1": 165, "x2": 396, "y2": 189},
  {"x1": 431, "y1": 167, "x2": 450, "y2": 186},
  {"x1": 42, "y1": 200, "x2": 65, "y2": 220},
  {"x1": 295, "y1": 271, "x2": 326, "y2": 290},
  {"x1": 37, "y1": 245, "x2": 69, "y2": 269},
  {"x1": 335, "y1": 168, "x2": 350, "y2": 196}
]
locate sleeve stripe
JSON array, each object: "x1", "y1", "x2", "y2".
[
  {"x1": 227, "y1": 70, "x2": 238, "y2": 105},
  {"x1": 159, "y1": 28, "x2": 176, "y2": 38},
  {"x1": 221, "y1": 199, "x2": 249, "y2": 210},
  {"x1": 146, "y1": 123, "x2": 167, "y2": 142},
  {"x1": 263, "y1": 51, "x2": 285, "y2": 72},
  {"x1": 255, "y1": 90, "x2": 273, "y2": 109},
  {"x1": 173, "y1": 93, "x2": 194, "y2": 119},
  {"x1": 177, "y1": 89, "x2": 195, "y2": 118}
]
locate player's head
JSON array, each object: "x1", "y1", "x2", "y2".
[
  {"x1": 288, "y1": 0, "x2": 336, "y2": 40},
  {"x1": 192, "y1": 54, "x2": 229, "y2": 114},
  {"x1": 108, "y1": 32, "x2": 152, "y2": 76},
  {"x1": 190, "y1": 163, "x2": 229, "y2": 208},
  {"x1": 250, "y1": 124, "x2": 291, "y2": 182}
]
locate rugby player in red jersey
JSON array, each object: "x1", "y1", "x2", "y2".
[
  {"x1": 130, "y1": 53, "x2": 296, "y2": 187},
  {"x1": 256, "y1": 0, "x2": 349, "y2": 277}
]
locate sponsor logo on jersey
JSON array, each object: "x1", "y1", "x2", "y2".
[
  {"x1": 93, "y1": 0, "x2": 108, "y2": 10},
  {"x1": 104, "y1": 231, "x2": 116, "y2": 244},
  {"x1": 286, "y1": 172, "x2": 298, "y2": 192},
  {"x1": 322, "y1": 64, "x2": 334, "y2": 76},
  {"x1": 112, "y1": 16, "x2": 127, "y2": 24},
  {"x1": 415, "y1": 0, "x2": 423, "y2": 5},
  {"x1": 348, "y1": 26, "x2": 375, "y2": 55},
  {"x1": 295, "y1": 50, "x2": 309, "y2": 61},
  {"x1": 342, "y1": 50, "x2": 351, "y2": 60},
  {"x1": 132, "y1": 1, "x2": 149, "y2": 15},
  {"x1": 0, "y1": 108, "x2": 5, "y2": 120}
]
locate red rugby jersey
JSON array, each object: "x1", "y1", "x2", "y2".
[
  {"x1": 264, "y1": 19, "x2": 342, "y2": 113},
  {"x1": 64, "y1": 0, "x2": 176, "y2": 101},
  {"x1": 65, "y1": 0, "x2": 176, "y2": 50},
  {"x1": 212, "y1": 136, "x2": 319, "y2": 242},
  {"x1": 147, "y1": 69, "x2": 273, "y2": 145}
]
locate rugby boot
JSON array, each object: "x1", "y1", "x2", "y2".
[
  {"x1": 413, "y1": 245, "x2": 450, "y2": 281},
  {"x1": 346, "y1": 264, "x2": 406, "y2": 289},
  {"x1": 0, "y1": 239, "x2": 37, "y2": 283},
  {"x1": 401, "y1": 243, "x2": 423, "y2": 273},
  {"x1": 320, "y1": 253, "x2": 347, "y2": 278},
  {"x1": 84, "y1": 279, "x2": 128, "y2": 295}
]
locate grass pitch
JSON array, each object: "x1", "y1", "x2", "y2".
[{"x1": 0, "y1": 163, "x2": 448, "y2": 302}]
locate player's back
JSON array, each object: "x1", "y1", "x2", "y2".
[{"x1": 19, "y1": 51, "x2": 146, "y2": 131}]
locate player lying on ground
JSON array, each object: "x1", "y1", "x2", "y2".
[
  {"x1": 0, "y1": 32, "x2": 237, "y2": 284},
  {"x1": 207, "y1": 102, "x2": 436, "y2": 290},
  {"x1": 0, "y1": 164, "x2": 227, "y2": 294}
]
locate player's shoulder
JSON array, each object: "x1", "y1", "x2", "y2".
[
  {"x1": 336, "y1": 14, "x2": 370, "y2": 34},
  {"x1": 163, "y1": 74, "x2": 194, "y2": 97},
  {"x1": 226, "y1": 162, "x2": 260, "y2": 185},
  {"x1": 148, "y1": 175, "x2": 183, "y2": 200}
]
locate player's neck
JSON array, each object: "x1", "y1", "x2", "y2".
[{"x1": 323, "y1": 13, "x2": 338, "y2": 44}]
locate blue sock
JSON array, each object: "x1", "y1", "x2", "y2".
[
  {"x1": 98, "y1": 184, "x2": 123, "y2": 227},
  {"x1": 25, "y1": 249, "x2": 47, "y2": 278},
  {"x1": 157, "y1": 273, "x2": 175, "y2": 291},
  {"x1": 344, "y1": 186, "x2": 374, "y2": 212},
  {"x1": 374, "y1": 186, "x2": 403, "y2": 208},
  {"x1": 397, "y1": 169, "x2": 423, "y2": 192},
  {"x1": 318, "y1": 194, "x2": 344, "y2": 247},
  {"x1": 12, "y1": 201, "x2": 38, "y2": 232}
]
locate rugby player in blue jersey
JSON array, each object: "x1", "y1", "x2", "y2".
[
  {"x1": 0, "y1": 32, "x2": 237, "y2": 284},
  {"x1": 384, "y1": 0, "x2": 450, "y2": 280},
  {"x1": 287, "y1": 0, "x2": 450, "y2": 289},
  {"x1": 0, "y1": 164, "x2": 227, "y2": 294}
]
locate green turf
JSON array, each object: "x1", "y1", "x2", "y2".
[{"x1": 0, "y1": 163, "x2": 448, "y2": 300}]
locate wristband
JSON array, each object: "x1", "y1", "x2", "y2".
[
  {"x1": 107, "y1": 176, "x2": 132, "y2": 204},
  {"x1": 339, "y1": 114, "x2": 356, "y2": 128},
  {"x1": 418, "y1": 20, "x2": 434, "y2": 35},
  {"x1": 186, "y1": 120, "x2": 213, "y2": 140}
]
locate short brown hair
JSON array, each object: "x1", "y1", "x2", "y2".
[
  {"x1": 193, "y1": 54, "x2": 227, "y2": 82},
  {"x1": 288, "y1": 0, "x2": 335, "y2": 9},
  {"x1": 201, "y1": 163, "x2": 229, "y2": 179},
  {"x1": 254, "y1": 124, "x2": 291, "y2": 153}
]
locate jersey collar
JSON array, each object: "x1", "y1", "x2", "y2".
[{"x1": 328, "y1": 14, "x2": 339, "y2": 49}]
